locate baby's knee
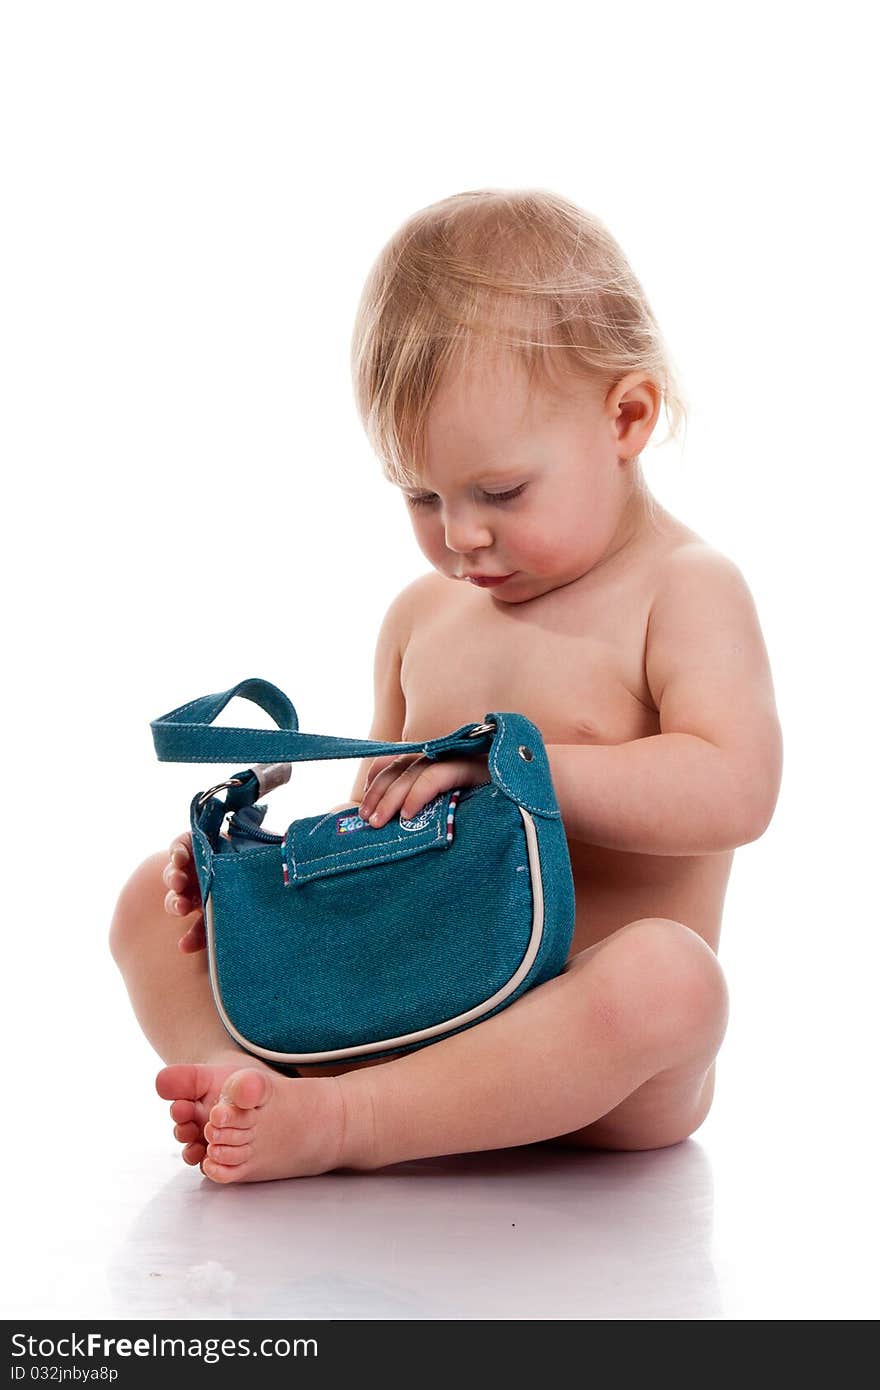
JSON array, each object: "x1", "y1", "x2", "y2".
[
  {"x1": 622, "y1": 917, "x2": 729, "y2": 1060},
  {"x1": 569, "y1": 917, "x2": 729, "y2": 1062},
  {"x1": 108, "y1": 851, "x2": 169, "y2": 965}
]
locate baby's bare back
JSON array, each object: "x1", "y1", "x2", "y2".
[{"x1": 398, "y1": 507, "x2": 733, "y2": 957}]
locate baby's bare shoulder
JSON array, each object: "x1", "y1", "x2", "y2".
[
  {"x1": 407, "y1": 570, "x2": 455, "y2": 606},
  {"x1": 656, "y1": 535, "x2": 734, "y2": 572},
  {"x1": 649, "y1": 540, "x2": 761, "y2": 627},
  {"x1": 394, "y1": 571, "x2": 457, "y2": 639},
  {"x1": 379, "y1": 571, "x2": 449, "y2": 645},
  {"x1": 646, "y1": 541, "x2": 772, "y2": 678},
  {"x1": 369, "y1": 575, "x2": 457, "y2": 708}
]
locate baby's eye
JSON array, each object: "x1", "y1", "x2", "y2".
[
  {"x1": 482, "y1": 485, "x2": 527, "y2": 504},
  {"x1": 405, "y1": 485, "x2": 527, "y2": 508}
]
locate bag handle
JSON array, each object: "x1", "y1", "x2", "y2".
[{"x1": 151, "y1": 677, "x2": 495, "y2": 766}]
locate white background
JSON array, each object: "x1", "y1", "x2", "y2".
[{"x1": 2, "y1": 1, "x2": 877, "y2": 1321}]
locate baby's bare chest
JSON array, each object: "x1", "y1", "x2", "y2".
[
  {"x1": 400, "y1": 577, "x2": 659, "y2": 747},
  {"x1": 397, "y1": 569, "x2": 731, "y2": 954}
]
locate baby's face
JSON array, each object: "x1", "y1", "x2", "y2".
[{"x1": 401, "y1": 350, "x2": 653, "y2": 604}]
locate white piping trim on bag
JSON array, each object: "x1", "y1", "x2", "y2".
[{"x1": 205, "y1": 805, "x2": 545, "y2": 1064}]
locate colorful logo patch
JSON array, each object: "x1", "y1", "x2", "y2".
[
  {"x1": 334, "y1": 791, "x2": 461, "y2": 838},
  {"x1": 399, "y1": 794, "x2": 445, "y2": 832}
]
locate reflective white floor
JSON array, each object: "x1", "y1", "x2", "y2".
[
  {"x1": 4, "y1": 942, "x2": 877, "y2": 1321},
  {"x1": 5, "y1": 1107, "x2": 877, "y2": 1321}
]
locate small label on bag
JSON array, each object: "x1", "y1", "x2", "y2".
[
  {"x1": 281, "y1": 787, "x2": 464, "y2": 888},
  {"x1": 335, "y1": 792, "x2": 457, "y2": 836},
  {"x1": 398, "y1": 794, "x2": 446, "y2": 832}
]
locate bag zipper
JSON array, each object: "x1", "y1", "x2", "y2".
[
  {"x1": 226, "y1": 816, "x2": 283, "y2": 845},
  {"x1": 228, "y1": 782, "x2": 484, "y2": 848}
]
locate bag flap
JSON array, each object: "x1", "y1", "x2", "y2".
[{"x1": 282, "y1": 789, "x2": 461, "y2": 887}]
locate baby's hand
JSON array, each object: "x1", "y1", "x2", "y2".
[
  {"x1": 163, "y1": 833, "x2": 206, "y2": 954},
  {"x1": 358, "y1": 753, "x2": 490, "y2": 828}
]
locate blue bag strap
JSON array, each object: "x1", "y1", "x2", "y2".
[{"x1": 151, "y1": 677, "x2": 495, "y2": 765}]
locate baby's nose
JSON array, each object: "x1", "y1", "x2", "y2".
[{"x1": 444, "y1": 516, "x2": 493, "y2": 552}]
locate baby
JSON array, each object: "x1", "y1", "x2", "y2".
[{"x1": 110, "y1": 188, "x2": 782, "y2": 1183}]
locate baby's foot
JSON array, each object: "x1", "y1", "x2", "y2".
[
  {"x1": 156, "y1": 1059, "x2": 357, "y2": 1182},
  {"x1": 156, "y1": 1054, "x2": 266, "y2": 1167}
]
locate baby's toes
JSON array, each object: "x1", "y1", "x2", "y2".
[
  {"x1": 204, "y1": 1119, "x2": 251, "y2": 1145},
  {"x1": 174, "y1": 1120, "x2": 202, "y2": 1145},
  {"x1": 205, "y1": 1140, "x2": 252, "y2": 1167},
  {"x1": 202, "y1": 1156, "x2": 243, "y2": 1184},
  {"x1": 169, "y1": 1098, "x2": 210, "y2": 1147},
  {"x1": 216, "y1": 1067, "x2": 273, "y2": 1114},
  {"x1": 170, "y1": 1098, "x2": 196, "y2": 1125}
]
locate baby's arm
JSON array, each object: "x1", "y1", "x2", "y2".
[
  {"x1": 546, "y1": 545, "x2": 783, "y2": 854},
  {"x1": 347, "y1": 584, "x2": 410, "y2": 805}
]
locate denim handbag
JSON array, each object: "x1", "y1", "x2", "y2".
[{"x1": 151, "y1": 677, "x2": 575, "y2": 1068}]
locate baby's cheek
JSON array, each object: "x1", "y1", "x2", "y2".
[
  {"x1": 410, "y1": 517, "x2": 445, "y2": 566},
  {"x1": 520, "y1": 513, "x2": 607, "y2": 575},
  {"x1": 515, "y1": 521, "x2": 570, "y2": 573}
]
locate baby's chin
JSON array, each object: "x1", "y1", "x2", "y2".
[
  {"x1": 500, "y1": 569, "x2": 597, "y2": 602},
  {"x1": 474, "y1": 572, "x2": 551, "y2": 605},
  {"x1": 445, "y1": 569, "x2": 576, "y2": 603}
]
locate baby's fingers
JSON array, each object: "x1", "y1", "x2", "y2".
[
  {"x1": 178, "y1": 917, "x2": 207, "y2": 954},
  {"x1": 161, "y1": 832, "x2": 204, "y2": 945},
  {"x1": 361, "y1": 754, "x2": 417, "y2": 798},
  {"x1": 164, "y1": 834, "x2": 200, "y2": 919},
  {"x1": 162, "y1": 862, "x2": 189, "y2": 895},
  {"x1": 163, "y1": 862, "x2": 199, "y2": 917},
  {"x1": 168, "y1": 834, "x2": 193, "y2": 869},
  {"x1": 164, "y1": 887, "x2": 201, "y2": 918},
  {"x1": 360, "y1": 757, "x2": 428, "y2": 826}
]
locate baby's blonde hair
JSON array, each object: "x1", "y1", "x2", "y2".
[{"x1": 351, "y1": 188, "x2": 688, "y2": 490}]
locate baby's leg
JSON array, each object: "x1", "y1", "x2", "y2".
[
  {"x1": 110, "y1": 852, "x2": 242, "y2": 1064},
  {"x1": 156, "y1": 916, "x2": 728, "y2": 1183},
  {"x1": 110, "y1": 852, "x2": 287, "y2": 1166},
  {"x1": 337, "y1": 917, "x2": 727, "y2": 1168}
]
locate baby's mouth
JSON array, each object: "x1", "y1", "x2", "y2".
[{"x1": 465, "y1": 573, "x2": 516, "y2": 588}]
